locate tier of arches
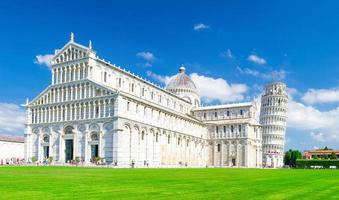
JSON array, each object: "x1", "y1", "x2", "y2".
[
  {"x1": 261, "y1": 96, "x2": 288, "y2": 108},
  {"x1": 52, "y1": 62, "x2": 90, "y2": 84},
  {"x1": 33, "y1": 82, "x2": 113, "y2": 106},
  {"x1": 210, "y1": 124, "x2": 249, "y2": 139},
  {"x1": 264, "y1": 83, "x2": 286, "y2": 96},
  {"x1": 262, "y1": 135, "x2": 285, "y2": 146},
  {"x1": 55, "y1": 46, "x2": 88, "y2": 64},
  {"x1": 194, "y1": 107, "x2": 252, "y2": 121},
  {"x1": 260, "y1": 115, "x2": 287, "y2": 126},
  {"x1": 31, "y1": 98, "x2": 115, "y2": 124},
  {"x1": 263, "y1": 144, "x2": 284, "y2": 154},
  {"x1": 123, "y1": 79, "x2": 191, "y2": 115},
  {"x1": 123, "y1": 98, "x2": 205, "y2": 138},
  {"x1": 122, "y1": 121, "x2": 206, "y2": 166},
  {"x1": 260, "y1": 106, "x2": 287, "y2": 117},
  {"x1": 209, "y1": 140, "x2": 261, "y2": 168},
  {"x1": 30, "y1": 122, "x2": 113, "y2": 163},
  {"x1": 262, "y1": 125, "x2": 286, "y2": 134}
]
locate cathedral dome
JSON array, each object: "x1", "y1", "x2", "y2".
[
  {"x1": 166, "y1": 65, "x2": 198, "y2": 93},
  {"x1": 166, "y1": 65, "x2": 200, "y2": 107}
]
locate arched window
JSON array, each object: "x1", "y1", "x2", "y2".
[
  {"x1": 43, "y1": 135, "x2": 49, "y2": 143},
  {"x1": 95, "y1": 105, "x2": 99, "y2": 116},
  {"x1": 104, "y1": 72, "x2": 107, "y2": 82},
  {"x1": 91, "y1": 133, "x2": 99, "y2": 141},
  {"x1": 168, "y1": 135, "x2": 170, "y2": 144},
  {"x1": 131, "y1": 83, "x2": 135, "y2": 92},
  {"x1": 64, "y1": 126, "x2": 74, "y2": 134},
  {"x1": 141, "y1": 131, "x2": 145, "y2": 140},
  {"x1": 141, "y1": 88, "x2": 145, "y2": 96}
]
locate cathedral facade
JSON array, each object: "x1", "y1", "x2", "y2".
[{"x1": 24, "y1": 34, "x2": 288, "y2": 168}]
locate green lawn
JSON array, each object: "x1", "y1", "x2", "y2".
[{"x1": 0, "y1": 167, "x2": 338, "y2": 200}]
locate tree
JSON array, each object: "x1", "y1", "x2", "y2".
[
  {"x1": 331, "y1": 152, "x2": 337, "y2": 160},
  {"x1": 324, "y1": 146, "x2": 329, "y2": 150},
  {"x1": 284, "y1": 149, "x2": 292, "y2": 166},
  {"x1": 323, "y1": 154, "x2": 329, "y2": 160},
  {"x1": 291, "y1": 150, "x2": 302, "y2": 167},
  {"x1": 284, "y1": 149, "x2": 302, "y2": 167}
]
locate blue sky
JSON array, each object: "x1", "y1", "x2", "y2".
[{"x1": 1, "y1": 0, "x2": 339, "y2": 150}]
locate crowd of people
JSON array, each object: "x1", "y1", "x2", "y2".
[{"x1": 0, "y1": 158, "x2": 24, "y2": 165}]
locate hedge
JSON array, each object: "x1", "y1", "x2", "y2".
[{"x1": 296, "y1": 159, "x2": 339, "y2": 169}]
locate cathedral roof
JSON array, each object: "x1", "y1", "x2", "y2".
[
  {"x1": 166, "y1": 65, "x2": 198, "y2": 93},
  {"x1": 0, "y1": 135, "x2": 24, "y2": 143}
]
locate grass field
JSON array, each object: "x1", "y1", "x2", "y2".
[{"x1": 0, "y1": 167, "x2": 338, "y2": 200}]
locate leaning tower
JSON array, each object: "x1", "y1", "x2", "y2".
[{"x1": 260, "y1": 82, "x2": 288, "y2": 168}]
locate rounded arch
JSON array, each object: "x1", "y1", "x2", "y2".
[
  {"x1": 133, "y1": 124, "x2": 140, "y2": 133},
  {"x1": 124, "y1": 123, "x2": 132, "y2": 134},
  {"x1": 32, "y1": 127, "x2": 40, "y2": 134},
  {"x1": 42, "y1": 127, "x2": 50, "y2": 134},
  {"x1": 77, "y1": 124, "x2": 86, "y2": 132},
  {"x1": 141, "y1": 127, "x2": 147, "y2": 134},
  {"x1": 141, "y1": 128, "x2": 147, "y2": 140},
  {"x1": 42, "y1": 134, "x2": 49, "y2": 143},
  {"x1": 103, "y1": 122, "x2": 113, "y2": 132},
  {"x1": 124, "y1": 123, "x2": 131, "y2": 130},
  {"x1": 90, "y1": 132, "x2": 99, "y2": 141},
  {"x1": 64, "y1": 125, "x2": 75, "y2": 135},
  {"x1": 89, "y1": 123, "x2": 100, "y2": 132}
]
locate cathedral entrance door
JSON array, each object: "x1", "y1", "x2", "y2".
[
  {"x1": 65, "y1": 139, "x2": 74, "y2": 162},
  {"x1": 43, "y1": 146, "x2": 49, "y2": 159},
  {"x1": 91, "y1": 144, "x2": 99, "y2": 160},
  {"x1": 232, "y1": 158, "x2": 236, "y2": 166}
]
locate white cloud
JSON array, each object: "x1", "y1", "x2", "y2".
[
  {"x1": 34, "y1": 54, "x2": 54, "y2": 69},
  {"x1": 301, "y1": 88, "x2": 339, "y2": 105},
  {"x1": 222, "y1": 49, "x2": 233, "y2": 59},
  {"x1": 287, "y1": 93, "x2": 339, "y2": 143},
  {"x1": 237, "y1": 67, "x2": 260, "y2": 76},
  {"x1": 147, "y1": 71, "x2": 248, "y2": 103},
  {"x1": 237, "y1": 66, "x2": 286, "y2": 81},
  {"x1": 190, "y1": 73, "x2": 248, "y2": 103},
  {"x1": 0, "y1": 103, "x2": 25, "y2": 136},
  {"x1": 136, "y1": 52, "x2": 156, "y2": 67},
  {"x1": 310, "y1": 132, "x2": 325, "y2": 142},
  {"x1": 287, "y1": 100, "x2": 335, "y2": 130},
  {"x1": 136, "y1": 52, "x2": 155, "y2": 62},
  {"x1": 146, "y1": 71, "x2": 175, "y2": 85},
  {"x1": 193, "y1": 23, "x2": 210, "y2": 31},
  {"x1": 247, "y1": 54, "x2": 266, "y2": 65}
]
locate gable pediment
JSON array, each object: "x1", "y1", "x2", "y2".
[
  {"x1": 28, "y1": 80, "x2": 117, "y2": 107},
  {"x1": 51, "y1": 42, "x2": 93, "y2": 65}
]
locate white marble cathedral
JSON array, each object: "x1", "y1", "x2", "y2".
[{"x1": 24, "y1": 34, "x2": 288, "y2": 168}]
